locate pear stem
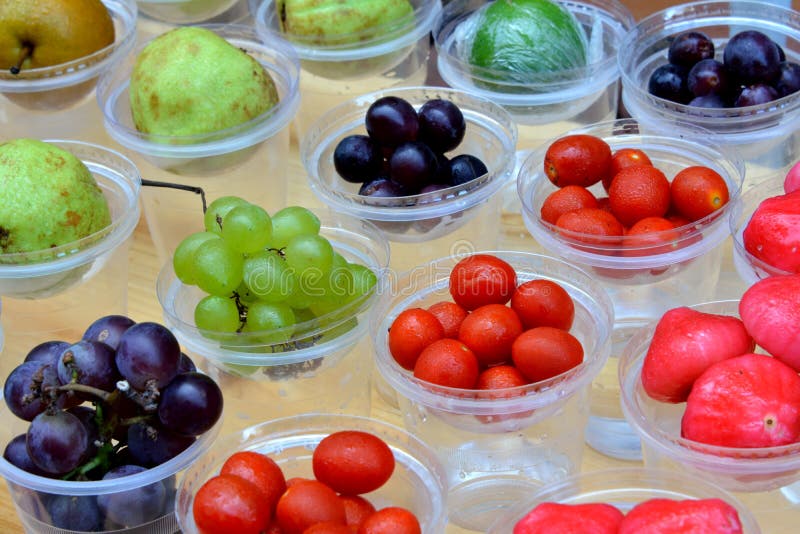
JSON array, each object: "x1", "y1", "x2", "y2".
[
  {"x1": 141, "y1": 178, "x2": 208, "y2": 213},
  {"x1": 9, "y1": 44, "x2": 32, "y2": 75}
]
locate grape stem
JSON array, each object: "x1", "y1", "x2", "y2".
[
  {"x1": 141, "y1": 179, "x2": 208, "y2": 213},
  {"x1": 56, "y1": 383, "x2": 112, "y2": 403}
]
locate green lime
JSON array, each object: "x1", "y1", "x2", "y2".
[{"x1": 468, "y1": 0, "x2": 588, "y2": 82}]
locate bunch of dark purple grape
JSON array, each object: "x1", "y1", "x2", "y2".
[
  {"x1": 648, "y1": 29, "x2": 800, "y2": 108},
  {"x1": 2, "y1": 315, "x2": 223, "y2": 531},
  {"x1": 333, "y1": 95, "x2": 489, "y2": 198}
]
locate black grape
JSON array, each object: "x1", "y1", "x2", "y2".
[
  {"x1": 333, "y1": 134, "x2": 383, "y2": 183},
  {"x1": 775, "y1": 61, "x2": 800, "y2": 97},
  {"x1": 668, "y1": 31, "x2": 715, "y2": 68},
  {"x1": 418, "y1": 98, "x2": 466, "y2": 153},
  {"x1": 365, "y1": 96, "x2": 419, "y2": 147},
  {"x1": 735, "y1": 84, "x2": 779, "y2": 106},
  {"x1": 24, "y1": 341, "x2": 70, "y2": 365},
  {"x1": 96, "y1": 465, "x2": 166, "y2": 527},
  {"x1": 648, "y1": 63, "x2": 691, "y2": 103},
  {"x1": 688, "y1": 94, "x2": 727, "y2": 108},
  {"x1": 157, "y1": 372, "x2": 223, "y2": 437},
  {"x1": 389, "y1": 141, "x2": 440, "y2": 190},
  {"x1": 115, "y1": 322, "x2": 181, "y2": 390},
  {"x1": 177, "y1": 352, "x2": 197, "y2": 374},
  {"x1": 723, "y1": 30, "x2": 782, "y2": 85},
  {"x1": 82, "y1": 315, "x2": 136, "y2": 350},
  {"x1": 3, "y1": 434, "x2": 49, "y2": 476},
  {"x1": 26, "y1": 410, "x2": 90, "y2": 475},
  {"x1": 448, "y1": 154, "x2": 489, "y2": 186},
  {"x1": 67, "y1": 406, "x2": 101, "y2": 460},
  {"x1": 47, "y1": 494, "x2": 103, "y2": 532},
  {"x1": 688, "y1": 59, "x2": 731, "y2": 97},
  {"x1": 57, "y1": 341, "x2": 120, "y2": 393},
  {"x1": 126, "y1": 422, "x2": 195, "y2": 468},
  {"x1": 358, "y1": 176, "x2": 408, "y2": 198},
  {"x1": 4, "y1": 361, "x2": 65, "y2": 421}
]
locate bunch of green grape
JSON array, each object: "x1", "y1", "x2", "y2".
[{"x1": 173, "y1": 197, "x2": 378, "y2": 348}]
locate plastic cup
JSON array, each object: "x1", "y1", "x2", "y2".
[
  {"x1": 157, "y1": 211, "x2": 390, "y2": 435},
  {"x1": 0, "y1": 405, "x2": 222, "y2": 534},
  {"x1": 252, "y1": 0, "x2": 442, "y2": 140},
  {"x1": 730, "y1": 176, "x2": 796, "y2": 286},
  {"x1": 175, "y1": 413, "x2": 449, "y2": 533},
  {"x1": 619, "y1": 300, "x2": 800, "y2": 534},
  {"x1": 0, "y1": 141, "x2": 141, "y2": 375},
  {"x1": 97, "y1": 23, "x2": 301, "y2": 263},
  {"x1": 372, "y1": 251, "x2": 613, "y2": 532},
  {"x1": 618, "y1": 0, "x2": 800, "y2": 189},
  {"x1": 0, "y1": 0, "x2": 137, "y2": 144},
  {"x1": 517, "y1": 118, "x2": 745, "y2": 461},
  {"x1": 301, "y1": 85, "x2": 517, "y2": 276},
  {"x1": 488, "y1": 467, "x2": 762, "y2": 533},
  {"x1": 137, "y1": 0, "x2": 248, "y2": 25}
]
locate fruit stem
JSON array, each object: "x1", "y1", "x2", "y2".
[
  {"x1": 57, "y1": 383, "x2": 112, "y2": 402},
  {"x1": 9, "y1": 44, "x2": 32, "y2": 75},
  {"x1": 141, "y1": 179, "x2": 208, "y2": 213}
]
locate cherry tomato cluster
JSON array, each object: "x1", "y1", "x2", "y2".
[
  {"x1": 540, "y1": 134, "x2": 730, "y2": 254},
  {"x1": 192, "y1": 430, "x2": 421, "y2": 534},
  {"x1": 388, "y1": 254, "x2": 584, "y2": 392}
]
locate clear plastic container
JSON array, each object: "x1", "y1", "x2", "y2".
[
  {"x1": 252, "y1": 0, "x2": 442, "y2": 139},
  {"x1": 618, "y1": 0, "x2": 800, "y2": 189},
  {"x1": 175, "y1": 413, "x2": 449, "y2": 533},
  {"x1": 157, "y1": 211, "x2": 390, "y2": 435},
  {"x1": 517, "y1": 118, "x2": 745, "y2": 461},
  {"x1": 137, "y1": 0, "x2": 248, "y2": 25},
  {"x1": 97, "y1": 24, "x2": 301, "y2": 263},
  {"x1": 0, "y1": 141, "x2": 141, "y2": 374},
  {"x1": 0, "y1": 0, "x2": 137, "y2": 144},
  {"x1": 434, "y1": 0, "x2": 634, "y2": 151},
  {"x1": 0, "y1": 405, "x2": 222, "y2": 534},
  {"x1": 371, "y1": 251, "x2": 614, "y2": 532},
  {"x1": 619, "y1": 300, "x2": 800, "y2": 534},
  {"x1": 301, "y1": 85, "x2": 517, "y2": 275},
  {"x1": 730, "y1": 177, "x2": 796, "y2": 286},
  {"x1": 488, "y1": 467, "x2": 762, "y2": 533}
]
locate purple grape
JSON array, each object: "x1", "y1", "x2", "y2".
[
  {"x1": 668, "y1": 31, "x2": 715, "y2": 69},
  {"x1": 4, "y1": 361, "x2": 65, "y2": 421},
  {"x1": 3, "y1": 434, "x2": 49, "y2": 476},
  {"x1": 96, "y1": 465, "x2": 167, "y2": 527},
  {"x1": 735, "y1": 83, "x2": 779, "y2": 106},
  {"x1": 365, "y1": 96, "x2": 419, "y2": 147},
  {"x1": 389, "y1": 141, "x2": 440, "y2": 191},
  {"x1": 26, "y1": 410, "x2": 90, "y2": 475},
  {"x1": 47, "y1": 495, "x2": 103, "y2": 531},
  {"x1": 418, "y1": 98, "x2": 466, "y2": 153},
  {"x1": 448, "y1": 154, "x2": 489, "y2": 186},
  {"x1": 67, "y1": 405, "x2": 101, "y2": 459},
  {"x1": 177, "y1": 352, "x2": 197, "y2": 373},
  {"x1": 648, "y1": 63, "x2": 691, "y2": 103},
  {"x1": 688, "y1": 59, "x2": 730, "y2": 97},
  {"x1": 115, "y1": 322, "x2": 181, "y2": 391},
  {"x1": 157, "y1": 372, "x2": 223, "y2": 437},
  {"x1": 775, "y1": 61, "x2": 800, "y2": 97},
  {"x1": 358, "y1": 176, "x2": 408, "y2": 198},
  {"x1": 723, "y1": 30, "x2": 782, "y2": 85},
  {"x1": 82, "y1": 315, "x2": 136, "y2": 350},
  {"x1": 126, "y1": 422, "x2": 195, "y2": 467},
  {"x1": 333, "y1": 134, "x2": 384, "y2": 183},
  {"x1": 688, "y1": 94, "x2": 728, "y2": 108},
  {"x1": 24, "y1": 341, "x2": 70, "y2": 365},
  {"x1": 57, "y1": 340, "x2": 120, "y2": 393}
]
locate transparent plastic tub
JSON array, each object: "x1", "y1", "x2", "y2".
[
  {"x1": 252, "y1": 0, "x2": 442, "y2": 139},
  {"x1": 730, "y1": 176, "x2": 797, "y2": 286},
  {"x1": 301, "y1": 85, "x2": 517, "y2": 275},
  {"x1": 372, "y1": 251, "x2": 613, "y2": 532},
  {"x1": 137, "y1": 0, "x2": 247, "y2": 25},
  {"x1": 0, "y1": 140, "x2": 141, "y2": 373},
  {"x1": 618, "y1": 0, "x2": 800, "y2": 189},
  {"x1": 434, "y1": 0, "x2": 634, "y2": 151},
  {"x1": 175, "y1": 413, "x2": 449, "y2": 533},
  {"x1": 97, "y1": 24, "x2": 301, "y2": 263},
  {"x1": 488, "y1": 467, "x2": 762, "y2": 533},
  {"x1": 620, "y1": 300, "x2": 800, "y2": 534},
  {"x1": 517, "y1": 118, "x2": 745, "y2": 461},
  {"x1": 0, "y1": 0, "x2": 137, "y2": 143},
  {"x1": 157, "y1": 211, "x2": 390, "y2": 435}
]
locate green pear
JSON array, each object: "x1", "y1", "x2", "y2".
[
  {"x1": 0, "y1": 0, "x2": 114, "y2": 74},
  {"x1": 0, "y1": 139, "x2": 111, "y2": 256},
  {"x1": 129, "y1": 26, "x2": 280, "y2": 138},
  {"x1": 277, "y1": 0, "x2": 415, "y2": 45}
]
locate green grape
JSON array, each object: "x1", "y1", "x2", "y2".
[
  {"x1": 173, "y1": 231, "x2": 220, "y2": 285},
  {"x1": 193, "y1": 238, "x2": 244, "y2": 296},
  {"x1": 221, "y1": 203, "x2": 272, "y2": 254},
  {"x1": 234, "y1": 282, "x2": 259, "y2": 304},
  {"x1": 292, "y1": 307, "x2": 317, "y2": 325},
  {"x1": 346, "y1": 263, "x2": 379, "y2": 302},
  {"x1": 284, "y1": 234, "x2": 334, "y2": 282},
  {"x1": 286, "y1": 278, "x2": 317, "y2": 310},
  {"x1": 317, "y1": 317, "x2": 359, "y2": 343},
  {"x1": 242, "y1": 250, "x2": 295, "y2": 303},
  {"x1": 270, "y1": 206, "x2": 321, "y2": 248},
  {"x1": 243, "y1": 301, "x2": 296, "y2": 344},
  {"x1": 194, "y1": 295, "x2": 241, "y2": 337},
  {"x1": 204, "y1": 196, "x2": 249, "y2": 234}
]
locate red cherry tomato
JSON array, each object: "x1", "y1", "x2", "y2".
[
  {"x1": 449, "y1": 254, "x2": 517, "y2": 311},
  {"x1": 193, "y1": 474, "x2": 272, "y2": 534},
  {"x1": 341, "y1": 495, "x2": 377, "y2": 531},
  {"x1": 357, "y1": 506, "x2": 422, "y2": 534},
  {"x1": 457, "y1": 303, "x2": 523, "y2": 367},
  {"x1": 388, "y1": 308, "x2": 445, "y2": 370},
  {"x1": 413, "y1": 338, "x2": 480, "y2": 389},
  {"x1": 220, "y1": 451, "x2": 287, "y2": 513},
  {"x1": 427, "y1": 301, "x2": 469, "y2": 339},
  {"x1": 510, "y1": 279, "x2": 575, "y2": 331},
  {"x1": 276, "y1": 480, "x2": 347, "y2": 534},
  {"x1": 312, "y1": 431, "x2": 395, "y2": 495},
  {"x1": 606, "y1": 148, "x2": 653, "y2": 190},
  {"x1": 544, "y1": 134, "x2": 613, "y2": 188},
  {"x1": 511, "y1": 327, "x2": 584, "y2": 383},
  {"x1": 303, "y1": 522, "x2": 351, "y2": 533}
]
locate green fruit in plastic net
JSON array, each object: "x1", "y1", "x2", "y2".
[{"x1": 468, "y1": 0, "x2": 587, "y2": 83}]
